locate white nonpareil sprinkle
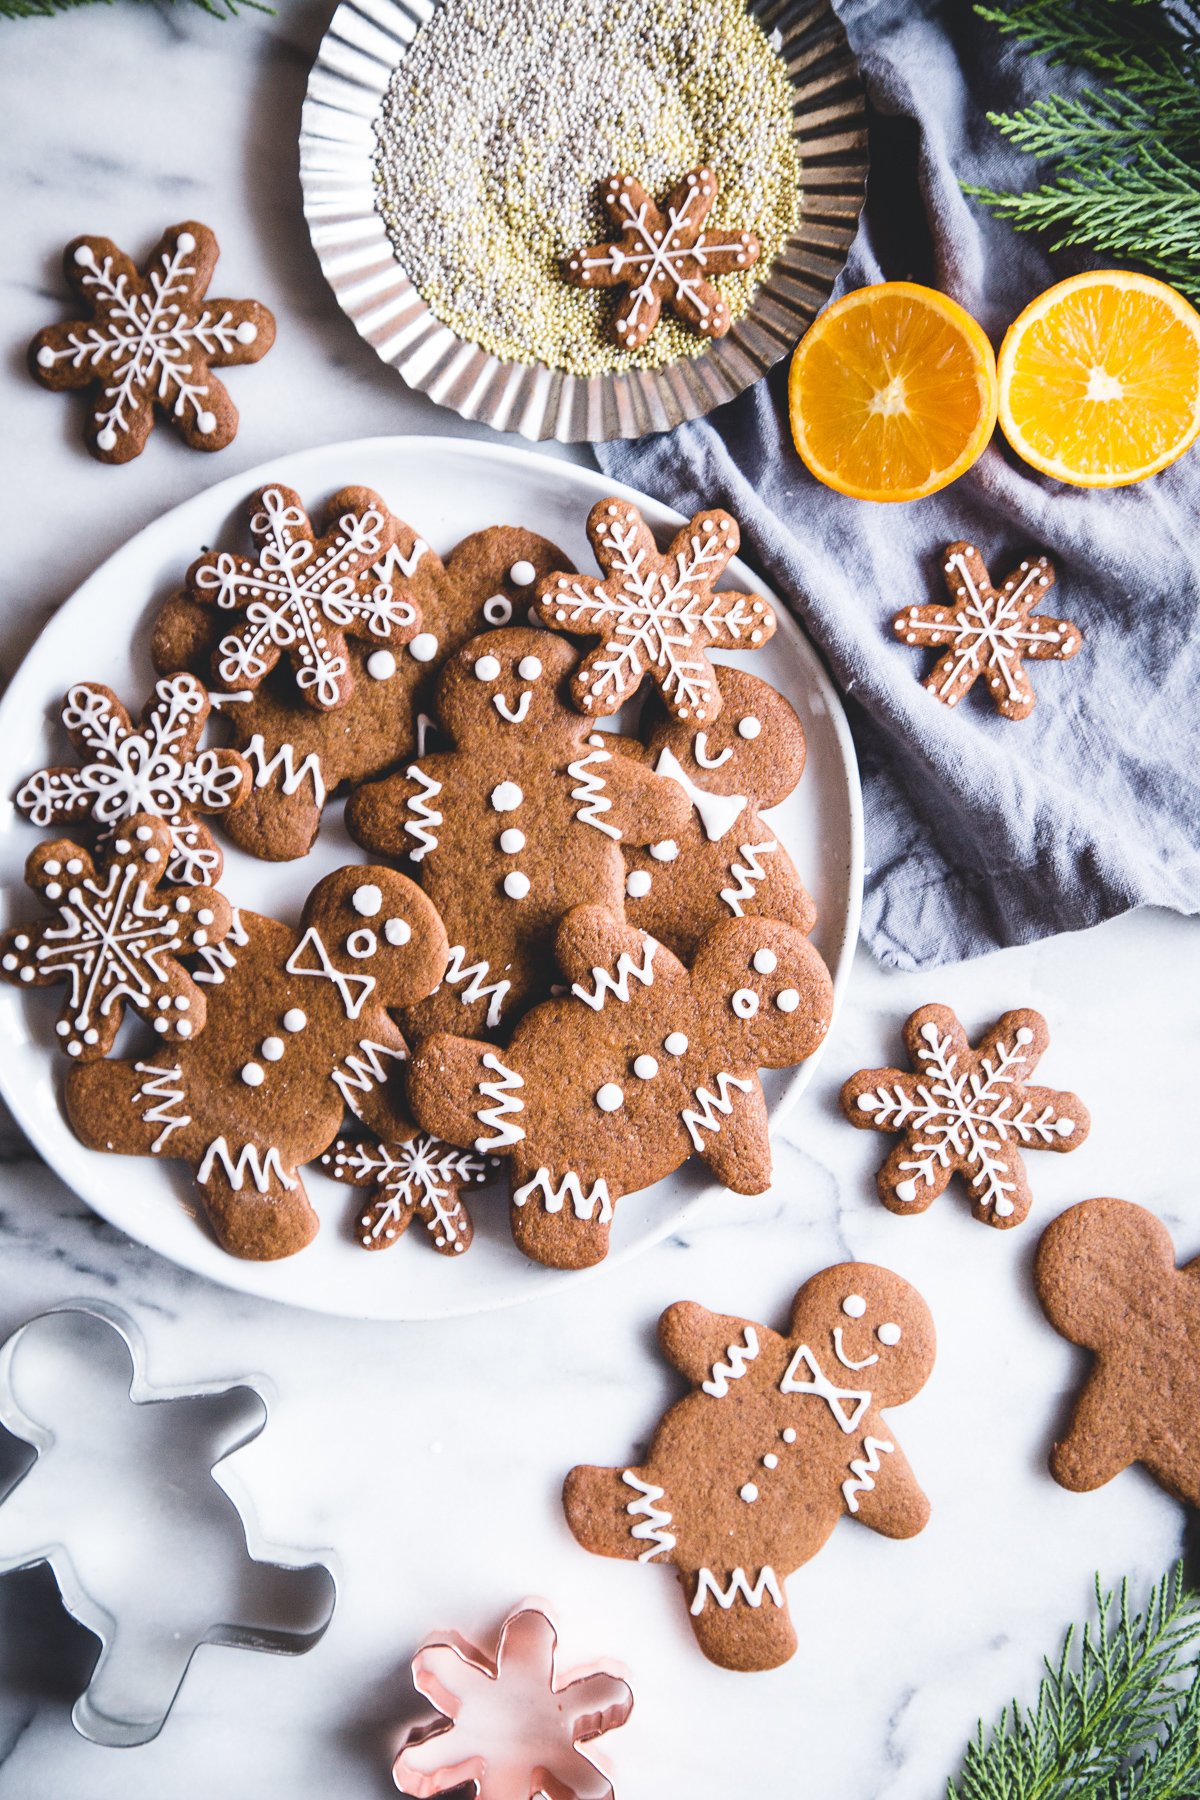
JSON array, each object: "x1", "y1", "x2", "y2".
[{"x1": 372, "y1": 0, "x2": 800, "y2": 378}]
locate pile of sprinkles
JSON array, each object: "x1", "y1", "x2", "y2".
[{"x1": 372, "y1": 0, "x2": 801, "y2": 378}]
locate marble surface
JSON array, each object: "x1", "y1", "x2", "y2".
[{"x1": 0, "y1": 5, "x2": 1197, "y2": 1797}]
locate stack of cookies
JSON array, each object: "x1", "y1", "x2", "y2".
[{"x1": 1, "y1": 484, "x2": 832, "y2": 1269}]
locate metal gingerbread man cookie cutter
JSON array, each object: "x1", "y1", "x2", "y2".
[{"x1": 0, "y1": 1299, "x2": 336, "y2": 1746}]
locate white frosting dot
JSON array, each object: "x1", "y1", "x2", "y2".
[
  {"x1": 738, "y1": 715, "x2": 762, "y2": 739},
  {"x1": 241, "y1": 1062, "x2": 265, "y2": 1087},
  {"x1": 664, "y1": 1031, "x2": 688, "y2": 1055},
  {"x1": 625, "y1": 870, "x2": 651, "y2": 898},
  {"x1": 73, "y1": 243, "x2": 96, "y2": 266},
  {"x1": 633, "y1": 1054, "x2": 658, "y2": 1080},
  {"x1": 197, "y1": 410, "x2": 217, "y2": 435},
  {"x1": 176, "y1": 231, "x2": 197, "y2": 253},
  {"x1": 235, "y1": 320, "x2": 258, "y2": 345},
  {"x1": 740, "y1": 1484, "x2": 759, "y2": 1503},
  {"x1": 283, "y1": 1008, "x2": 307, "y2": 1032},
  {"x1": 96, "y1": 426, "x2": 117, "y2": 452},
  {"x1": 895, "y1": 1179, "x2": 919, "y2": 1203},
  {"x1": 732, "y1": 988, "x2": 759, "y2": 1018},
  {"x1": 775, "y1": 989, "x2": 800, "y2": 1013},
  {"x1": 499, "y1": 828, "x2": 525, "y2": 854},
  {"x1": 408, "y1": 633, "x2": 438, "y2": 663},
  {"x1": 763, "y1": 1453, "x2": 779, "y2": 1470},
  {"x1": 753, "y1": 948, "x2": 778, "y2": 974},
  {"x1": 491, "y1": 781, "x2": 523, "y2": 812},
  {"x1": 503, "y1": 871, "x2": 530, "y2": 900},
  {"x1": 474, "y1": 655, "x2": 502, "y2": 681},
  {"x1": 384, "y1": 917, "x2": 411, "y2": 945},
  {"x1": 842, "y1": 1294, "x2": 867, "y2": 1318},
  {"x1": 509, "y1": 559, "x2": 537, "y2": 586},
  {"x1": 517, "y1": 655, "x2": 542, "y2": 680},
  {"x1": 367, "y1": 650, "x2": 396, "y2": 680},
  {"x1": 1016, "y1": 1026, "x2": 1035, "y2": 1044},
  {"x1": 595, "y1": 1082, "x2": 624, "y2": 1112},
  {"x1": 878, "y1": 1322, "x2": 902, "y2": 1346},
  {"x1": 782, "y1": 1427, "x2": 797, "y2": 1444},
  {"x1": 261, "y1": 1037, "x2": 285, "y2": 1062},
  {"x1": 649, "y1": 839, "x2": 678, "y2": 862},
  {"x1": 353, "y1": 883, "x2": 383, "y2": 917},
  {"x1": 36, "y1": 346, "x2": 56, "y2": 368}
]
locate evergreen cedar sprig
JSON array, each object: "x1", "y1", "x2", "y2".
[
  {"x1": 2, "y1": 0, "x2": 268, "y2": 16},
  {"x1": 966, "y1": 1, "x2": 1200, "y2": 301},
  {"x1": 949, "y1": 1566, "x2": 1200, "y2": 1800}
]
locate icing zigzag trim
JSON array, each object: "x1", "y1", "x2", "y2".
[
  {"x1": 567, "y1": 748, "x2": 621, "y2": 839},
  {"x1": 571, "y1": 939, "x2": 656, "y2": 1011},
  {"x1": 513, "y1": 1167, "x2": 613, "y2": 1223},
  {"x1": 842, "y1": 1437, "x2": 895, "y2": 1514},
  {"x1": 701, "y1": 1326, "x2": 759, "y2": 1398},
  {"x1": 720, "y1": 840, "x2": 777, "y2": 916},
  {"x1": 681, "y1": 1071, "x2": 753, "y2": 1151},
  {"x1": 442, "y1": 945, "x2": 510, "y2": 1029},
  {"x1": 622, "y1": 1471, "x2": 676, "y2": 1561},
  {"x1": 403, "y1": 765, "x2": 442, "y2": 861},
  {"x1": 474, "y1": 1053, "x2": 525, "y2": 1151},
  {"x1": 690, "y1": 1566, "x2": 783, "y2": 1615}
]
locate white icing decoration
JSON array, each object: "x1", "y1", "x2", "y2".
[
  {"x1": 649, "y1": 840, "x2": 678, "y2": 862},
  {"x1": 474, "y1": 655, "x2": 501, "y2": 681},
  {"x1": 245, "y1": 734, "x2": 326, "y2": 809},
  {"x1": 331, "y1": 1037, "x2": 405, "y2": 1116},
  {"x1": 738, "y1": 715, "x2": 761, "y2": 739},
  {"x1": 482, "y1": 594, "x2": 513, "y2": 625},
  {"x1": 196, "y1": 487, "x2": 394, "y2": 709},
  {"x1": 493, "y1": 691, "x2": 532, "y2": 724},
  {"x1": 842, "y1": 1294, "x2": 867, "y2": 1318},
  {"x1": 753, "y1": 948, "x2": 777, "y2": 974},
  {"x1": 779, "y1": 1346, "x2": 870, "y2": 1433},
  {"x1": 776, "y1": 989, "x2": 800, "y2": 1013},
  {"x1": 191, "y1": 906, "x2": 249, "y2": 987},
  {"x1": 408, "y1": 632, "x2": 438, "y2": 662},
  {"x1": 567, "y1": 749, "x2": 620, "y2": 839},
  {"x1": 352, "y1": 883, "x2": 383, "y2": 917},
  {"x1": 625, "y1": 870, "x2": 651, "y2": 898},
  {"x1": 473, "y1": 1053, "x2": 526, "y2": 1151},
  {"x1": 681, "y1": 1072, "x2": 753, "y2": 1152},
  {"x1": 499, "y1": 828, "x2": 525, "y2": 853},
  {"x1": 285, "y1": 925, "x2": 375, "y2": 1019},
  {"x1": 347, "y1": 928, "x2": 377, "y2": 959},
  {"x1": 512, "y1": 1167, "x2": 612, "y2": 1222},
  {"x1": 503, "y1": 871, "x2": 531, "y2": 900},
  {"x1": 877, "y1": 1322, "x2": 902, "y2": 1346},
  {"x1": 490, "y1": 781, "x2": 523, "y2": 812},
  {"x1": 261, "y1": 1037, "x2": 284, "y2": 1061},
  {"x1": 693, "y1": 732, "x2": 733, "y2": 769},
  {"x1": 517, "y1": 655, "x2": 542, "y2": 679},
  {"x1": 731, "y1": 988, "x2": 759, "y2": 1018},
  {"x1": 633, "y1": 1054, "x2": 658, "y2": 1079},
  {"x1": 740, "y1": 1484, "x2": 759, "y2": 1503},
  {"x1": 690, "y1": 1567, "x2": 783, "y2": 1616},
  {"x1": 197, "y1": 1137, "x2": 298, "y2": 1193},
  {"x1": 283, "y1": 1007, "x2": 306, "y2": 1031},
  {"x1": 832, "y1": 1327, "x2": 878, "y2": 1372},
  {"x1": 702, "y1": 1326, "x2": 759, "y2": 1398},
  {"x1": 595, "y1": 1082, "x2": 624, "y2": 1112},
  {"x1": 720, "y1": 840, "x2": 778, "y2": 915},
  {"x1": 621, "y1": 1471, "x2": 675, "y2": 1561},
  {"x1": 763, "y1": 1453, "x2": 779, "y2": 1470},
  {"x1": 843, "y1": 1438, "x2": 895, "y2": 1514},
  {"x1": 654, "y1": 744, "x2": 746, "y2": 841},
  {"x1": 571, "y1": 938, "x2": 655, "y2": 1010},
  {"x1": 384, "y1": 917, "x2": 411, "y2": 945},
  {"x1": 856, "y1": 1017, "x2": 1073, "y2": 1218},
  {"x1": 442, "y1": 945, "x2": 510, "y2": 1029},
  {"x1": 367, "y1": 650, "x2": 397, "y2": 680},
  {"x1": 241, "y1": 1062, "x2": 265, "y2": 1087},
  {"x1": 509, "y1": 559, "x2": 537, "y2": 586},
  {"x1": 664, "y1": 1032, "x2": 688, "y2": 1055},
  {"x1": 133, "y1": 1062, "x2": 191, "y2": 1153},
  {"x1": 404, "y1": 765, "x2": 443, "y2": 860}
]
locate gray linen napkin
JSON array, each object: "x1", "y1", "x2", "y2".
[{"x1": 595, "y1": 0, "x2": 1200, "y2": 970}]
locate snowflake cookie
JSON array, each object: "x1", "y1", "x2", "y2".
[
  {"x1": 563, "y1": 168, "x2": 760, "y2": 350},
  {"x1": 407, "y1": 904, "x2": 832, "y2": 1270},
  {"x1": 622, "y1": 666, "x2": 816, "y2": 960},
  {"x1": 346, "y1": 628, "x2": 690, "y2": 1039},
  {"x1": 65, "y1": 869, "x2": 447, "y2": 1260},
  {"x1": 15, "y1": 674, "x2": 250, "y2": 887},
  {"x1": 534, "y1": 498, "x2": 774, "y2": 724},
  {"x1": 894, "y1": 542, "x2": 1083, "y2": 720},
  {"x1": 393, "y1": 1603, "x2": 632, "y2": 1800},
  {"x1": 186, "y1": 483, "x2": 403, "y2": 712},
  {"x1": 564, "y1": 1265, "x2": 934, "y2": 1671},
  {"x1": 154, "y1": 525, "x2": 571, "y2": 861},
  {"x1": 1035, "y1": 1198, "x2": 1200, "y2": 1509},
  {"x1": 29, "y1": 221, "x2": 274, "y2": 464},
  {"x1": 321, "y1": 1129, "x2": 493, "y2": 1256},
  {"x1": 0, "y1": 816, "x2": 232, "y2": 1060},
  {"x1": 840, "y1": 1004, "x2": 1090, "y2": 1229}
]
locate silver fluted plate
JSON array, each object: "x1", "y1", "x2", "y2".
[{"x1": 299, "y1": 0, "x2": 869, "y2": 442}]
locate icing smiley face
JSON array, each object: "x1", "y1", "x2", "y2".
[
  {"x1": 439, "y1": 628, "x2": 573, "y2": 740},
  {"x1": 788, "y1": 1264, "x2": 934, "y2": 1412}
]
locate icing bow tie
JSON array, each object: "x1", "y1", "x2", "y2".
[
  {"x1": 779, "y1": 1345, "x2": 870, "y2": 1434},
  {"x1": 654, "y1": 746, "x2": 747, "y2": 841}
]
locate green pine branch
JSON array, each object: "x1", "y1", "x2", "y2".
[
  {"x1": 1, "y1": 0, "x2": 268, "y2": 16},
  {"x1": 948, "y1": 1566, "x2": 1200, "y2": 1800},
  {"x1": 968, "y1": 0, "x2": 1200, "y2": 299}
]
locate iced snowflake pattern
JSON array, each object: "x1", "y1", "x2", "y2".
[
  {"x1": 842, "y1": 1004, "x2": 1090, "y2": 1229},
  {"x1": 392, "y1": 1604, "x2": 632, "y2": 1800},
  {"x1": 564, "y1": 167, "x2": 759, "y2": 350},
  {"x1": 535, "y1": 499, "x2": 775, "y2": 724},
  {"x1": 29, "y1": 222, "x2": 273, "y2": 463},
  {"x1": 187, "y1": 483, "x2": 404, "y2": 711},
  {"x1": 0, "y1": 816, "x2": 231, "y2": 1060},
  {"x1": 16, "y1": 675, "x2": 249, "y2": 887},
  {"x1": 322, "y1": 1131, "x2": 491, "y2": 1256},
  {"x1": 894, "y1": 542, "x2": 1083, "y2": 721}
]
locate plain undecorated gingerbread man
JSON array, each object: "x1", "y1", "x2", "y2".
[
  {"x1": 65, "y1": 868, "x2": 447, "y2": 1261},
  {"x1": 1035, "y1": 1197, "x2": 1200, "y2": 1508},
  {"x1": 564, "y1": 1265, "x2": 935, "y2": 1671},
  {"x1": 347, "y1": 629, "x2": 690, "y2": 1039},
  {"x1": 407, "y1": 904, "x2": 832, "y2": 1269},
  {"x1": 622, "y1": 666, "x2": 817, "y2": 959}
]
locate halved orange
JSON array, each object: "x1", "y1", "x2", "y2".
[
  {"x1": 997, "y1": 270, "x2": 1200, "y2": 487},
  {"x1": 787, "y1": 282, "x2": 998, "y2": 503}
]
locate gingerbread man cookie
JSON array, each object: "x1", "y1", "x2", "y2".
[
  {"x1": 185, "y1": 483, "x2": 403, "y2": 712},
  {"x1": 621, "y1": 667, "x2": 816, "y2": 959},
  {"x1": 841, "y1": 1005, "x2": 1090, "y2": 1228},
  {"x1": 154, "y1": 525, "x2": 569, "y2": 862},
  {"x1": 15, "y1": 674, "x2": 250, "y2": 887},
  {"x1": 1035, "y1": 1197, "x2": 1200, "y2": 1509},
  {"x1": 564, "y1": 1265, "x2": 934, "y2": 1671},
  {"x1": 407, "y1": 905, "x2": 832, "y2": 1269},
  {"x1": 65, "y1": 868, "x2": 447, "y2": 1260},
  {"x1": 0, "y1": 816, "x2": 232, "y2": 1061},
  {"x1": 534, "y1": 499, "x2": 775, "y2": 724},
  {"x1": 29, "y1": 221, "x2": 275, "y2": 464},
  {"x1": 346, "y1": 629, "x2": 690, "y2": 1039}
]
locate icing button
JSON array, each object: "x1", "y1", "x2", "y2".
[
  {"x1": 509, "y1": 559, "x2": 537, "y2": 586},
  {"x1": 367, "y1": 650, "x2": 397, "y2": 680},
  {"x1": 408, "y1": 633, "x2": 438, "y2": 663},
  {"x1": 241, "y1": 1062, "x2": 265, "y2": 1087}
]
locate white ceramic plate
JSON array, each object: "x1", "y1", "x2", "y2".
[{"x1": 0, "y1": 438, "x2": 862, "y2": 1319}]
